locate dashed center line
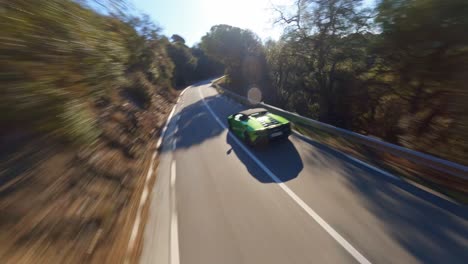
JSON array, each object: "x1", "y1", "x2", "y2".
[{"x1": 170, "y1": 161, "x2": 180, "y2": 264}]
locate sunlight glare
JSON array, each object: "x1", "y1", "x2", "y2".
[{"x1": 201, "y1": 0, "x2": 290, "y2": 41}]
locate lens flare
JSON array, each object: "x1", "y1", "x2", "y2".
[{"x1": 247, "y1": 87, "x2": 262, "y2": 104}]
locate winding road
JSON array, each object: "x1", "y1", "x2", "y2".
[{"x1": 140, "y1": 79, "x2": 468, "y2": 264}]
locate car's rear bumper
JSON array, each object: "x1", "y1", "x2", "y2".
[
  {"x1": 268, "y1": 130, "x2": 291, "y2": 141},
  {"x1": 253, "y1": 125, "x2": 291, "y2": 144}
]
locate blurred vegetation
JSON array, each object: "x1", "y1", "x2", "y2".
[
  {"x1": 167, "y1": 34, "x2": 197, "y2": 87},
  {"x1": 202, "y1": 0, "x2": 468, "y2": 165},
  {"x1": 166, "y1": 33, "x2": 224, "y2": 88},
  {"x1": 2, "y1": 0, "x2": 464, "y2": 164},
  {"x1": 0, "y1": 0, "x2": 222, "y2": 145}
]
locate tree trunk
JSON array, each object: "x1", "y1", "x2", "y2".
[{"x1": 318, "y1": 85, "x2": 331, "y2": 123}]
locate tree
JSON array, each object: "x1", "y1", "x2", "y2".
[
  {"x1": 265, "y1": 0, "x2": 467, "y2": 164},
  {"x1": 200, "y1": 24, "x2": 268, "y2": 95},
  {"x1": 276, "y1": 0, "x2": 372, "y2": 124},
  {"x1": 166, "y1": 38, "x2": 197, "y2": 87},
  {"x1": 171, "y1": 34, "x2": 186, "y2": 44},
  {"x1": 264, "y1": 38, "x2": 314, "y2": 114},
  {"x1": 191, "y1": 46, "x2": 225, "y2": 80},
  {"x1": 375, "y1": 0, "x2": 468, "y2": 160},
  {"x1": 124, "y1": 15, "x2": 174, "y2": 86},
  {"x1": 0, "y1": 0, "x2": 177, "y2": 144}
]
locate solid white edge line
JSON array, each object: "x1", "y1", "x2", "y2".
[
  {"x1": 170, "y1": 161, "x2": 180, "y2": 264},
  {"x1": 179, "y1": 86, "x2": 190, "y2": 96},
  {"x1": 125, "y1": 86, "x2": 188, "y2": 263},
  {"x1": 292, "y1": 131, "x2": 401, "y2": 181},
  {"x1": 157, "y1": 105, "x2": 177, "y2": 149},
  {"x1": 156, "y1": 85, "x2": 189, "y2": 149},
  {"x1": 125, "y1": 152, "x2": 156, "y2": 264},
  {"x1": 198, "y1": 87, "x2": 372, "y2": 264}
]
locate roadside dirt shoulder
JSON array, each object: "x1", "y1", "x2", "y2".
[{"x1": 0, "y1": 83, "x2": 177, "y2": 263}]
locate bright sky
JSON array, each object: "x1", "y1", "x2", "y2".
[{"x1": 130, "y1": 0, "x2": 375, "y2": 47}]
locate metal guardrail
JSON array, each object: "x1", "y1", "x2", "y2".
[{"x1": 211, "y1": 79, "x2": 468, "y2": 181}]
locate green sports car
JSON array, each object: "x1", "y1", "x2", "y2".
[{"x1": 227, "y1": 108, "x2": 291, "y2": 146}]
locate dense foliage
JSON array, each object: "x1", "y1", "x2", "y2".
[
  {"x1": 0, "y1": 0, "x2": 221, "y2": 145},
  {"x1": 167, "y1": 34, "x2": 197, "y2": 87},
  {"x1": 201, "y1": 0, "x2": 467, "y2": 164},
  {"x1": 2, "y1": 0, "x2": 465, "y2": 163},
  {"x1": 200, "y1": 25, "x2": 270, "y2": 96}
]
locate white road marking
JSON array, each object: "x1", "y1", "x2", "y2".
[
  {"x1": 180, "y1": 86, "x2": 190, "y2": 96},
  {"x1": 170, "y1": 161, "x2": 180, "y2": 264},
  {"x1": 156, "y1": 137, "x2": 163, "y2": 149},
  {"x1": 176, "y1": 87, "x2": 189, "y2": 103},
  {"x1": 292, "y1": 131, "x2": 401, "y2": 181},
  {"x1": 126, "y1": 86, "x2": 187, "y2": 263},
  {"x1": 125, "y1": 152, "x2": 156, "y2": 264},
  {"x1": 198, "y1": 87, "x2": 372, "y2": 264},
  {"x1": 157, "y1": 103, "x2": 178, "y2": 149}
]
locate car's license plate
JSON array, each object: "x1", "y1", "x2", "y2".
[{"x1": 270, "y1": 131, "x2": 283, "y2": 138}]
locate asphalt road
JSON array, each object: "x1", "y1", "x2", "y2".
[{"x1": 140, "y1": 79, "x2": 468, "y2": 264}]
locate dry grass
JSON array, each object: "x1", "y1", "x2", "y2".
[{"x1": 0, "y1": 76, "x2": 177, "y2": 263}]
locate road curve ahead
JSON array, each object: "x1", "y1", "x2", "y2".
[{"x1": 140, "y1": 79, "x2": 468, "y2": 264}]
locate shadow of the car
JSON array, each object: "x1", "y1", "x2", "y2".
[{"x1": 226, "y1": 134, "x2": 303, "y2": 183}]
